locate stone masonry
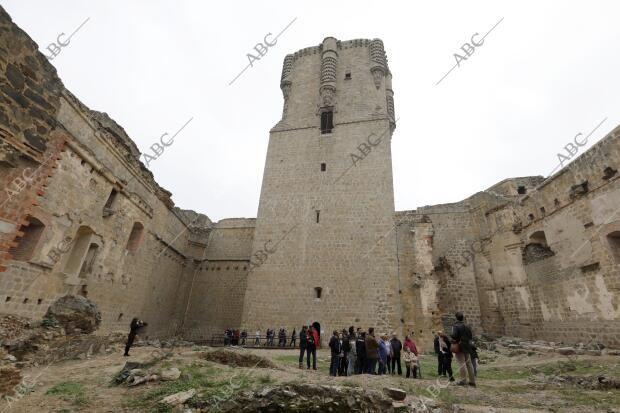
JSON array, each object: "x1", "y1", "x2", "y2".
[{"x1": 1, "y1": 7, "x2": 619, "y2": 350}]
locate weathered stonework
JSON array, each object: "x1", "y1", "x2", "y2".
[{"x1": 1, "y1": 7, "x2": 619, "y2": 351}]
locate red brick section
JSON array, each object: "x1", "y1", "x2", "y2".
[{"x1": 0, "y1": 130, "x2": 66, "y2": 272}]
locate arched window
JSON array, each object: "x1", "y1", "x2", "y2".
[
  {"x1": 522, "y1": 230, "x2": 554, "y2": 264},
  {"x1": 9, "y1": 216, "x2": 45, "y2": 261},
  {"x1": 529, "y1": 230, "x2": 548, "y2": 247},
  {"x1": 126, "y1": 222, "x2": 144, "y2": 253},
  {"x1": 606, "y1": 231, "x2": 620, "y2": 264},
  {"x1": 320, "y1": 111, "x2": 333, "y2": 134}
]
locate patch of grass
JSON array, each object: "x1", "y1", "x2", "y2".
[
  {"x1": 46, "y1": 381, "x2": 89, "y2": 407},
  {"x1": 274, "y1": 354, "x2": 299, "y2": 366},
  {"x1": 556, "y1": 389, "x2": 620, "y2": 408},
  {"x1": 258, "y1": 373, "x2": 274, "y2": 384},
  {"x1": 340, "y1": 380, "x2": 359, "y2": 388},
  {"x1": 125, "y1": 362, "x2": 256, "y2": 412}
]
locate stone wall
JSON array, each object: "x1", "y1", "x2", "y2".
[
  {"x1": 0, "y1": 6, "x2": 209, "y2": 337},
  {"x1": 182, "y1": 218, "x2": 255, "y2": 341}
]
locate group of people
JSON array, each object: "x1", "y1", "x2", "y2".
[
  {"x1": 326, "y1": 327, "x2": 421, "y2": 378},
  {"x1": 251, "y1": 328, "x2": 298, "y2": 347},
  {"x1": 223, "y1": 328, "x2": 248, "y2": 346},
  {"x1": 211, "y1": 313, "x2": 478, "y2": 387},
  {"x1": 310, "y1": 311, "x2": 479, "y2": 387}
]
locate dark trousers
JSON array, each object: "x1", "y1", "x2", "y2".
[
  {"x1": 442, "y1": 355, "x2": 454, "y2": 378},
  {"x1": 339, "y1": 353, "x2": 347, "y2": 376},
  {"x1": 386, "y1": 356, "x2": 392, "y2": 373},
  {"x1": 391, "y1": 355, "x2": 402, "y2": 375},
  {"x1": 299, "y1": 346, "x2": 307, "y2": 365},
  {"x1": 307, "y1": 345, "x2": 317, "y2": 369},
  {"x1": 330, "y1": 354, "x2": 339, "y2": 376},
  {"x1": 290, "y1": 338, "x2": 296, "y2": 347},
  {"x1": 124, "y1": 332, "x2": 136, "y2": 355},
  {"x1": 406, "y1": 364, "x2": 418, "y2": 378},
  {"x1": 437, "y1": 354, "x2": 443, "y2": 375},
  {"x1": 356, "y1": 354, "x2": 366, "y2": 374},
  {"x1": 365, "y1": 358, "x2": 377, "y2": 374},
  {"x1": 378, "y1": 358, "x2": 387, "y2": 375}
]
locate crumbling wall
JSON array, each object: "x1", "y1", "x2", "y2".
[{"x1": 0, "y1": 7, "x2": 210, "y2": 338}]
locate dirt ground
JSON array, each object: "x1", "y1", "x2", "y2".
[{"x1": 1, "y1": 344, "x2": 619, "y2": 412}]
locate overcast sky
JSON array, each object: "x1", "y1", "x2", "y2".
[{"x1": 3, "y1": 1, "x2": 620, "y2": 221}]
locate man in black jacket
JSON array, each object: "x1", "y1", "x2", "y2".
[
  {"x1": 298, "y1": 326, "x2": 308, "y2": 369},
  {"x1": 451, "y1": 311, "x2": 475, "y2": 386},
  {"x1": 355, "y1": 332, "x2": 366, "y2": 374},
  {"x1": 124, "y1": 318, "x2": 147, "y2": 356},
  {"x1": 390, "y1": 334, "x2": 403, "y2": 375},
  {"x1": 329, "y1": 330, "x2": 342, "y2": 377}
]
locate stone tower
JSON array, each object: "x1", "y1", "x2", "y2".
[{"x1": 241, "y1": 37, "x2": 401, "y2": 339}]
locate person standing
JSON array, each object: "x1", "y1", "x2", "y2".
[
  {"x1": 470, "y1": 343, "x2": 479, "y2": 377},
  {"x1": 364, "y1": 328, "x2": 379, "y2": 374},
  {"x1": 403, "y1": 335, "x2": 419, "y2": 378},
  {"x1": 378, "y1": 334, "x2": 388, "y2": 375},
  {"x1": 290, "y1": 328, "x2": 297, "y2": 347},
  {"x1": 347, "y1": 331, "x2": 357, "y2": 376},
  {"x1": 307, "y1": 325, "x2": 318, "y2": 370},
  {"x1": 385, "y1": 335, "x2": 393, "y2": 374},
  {"x1": 240, "y1": 329, "x2": 247, "y2": 346},
  {"x1": 298, "y1": 326, "x2": 308, "y2": 369},
  {"x1": 356, "y1": 331, "x2": 367, "y2": 374},
  {"x1": 329, "y1": 330, "x2": 342, "y2": 376},
  {"x1": 451, "y1": 311, "x2": 476, "y2": 386},
  {"x1": 403, "y1": 346, "x2": 418, "y2": 378},
  {"x1": 390, "y1": 333, "x2": 403, "y2": 375},
  {"x1": 434, "y1": 331, "x2": 443, "y2": 376},
  {"x1": 339, "y1": 329, "x2": 350, "y2": 376},
  {"x1": 439, "y1": 331, "x2": 455, "y2": 382},
  {"x1": 254, "y1": 329, "x2": 261, "y2": 346},
  {"x1": 124, "y1": 318, "x2": 147, "y2": 357}
]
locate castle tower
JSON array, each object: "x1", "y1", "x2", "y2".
[{"x1": 241, "y1": 37, "x2": 400, "y2": 338}]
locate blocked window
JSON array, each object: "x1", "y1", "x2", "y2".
[
  {"x1": 606, "y1": 231, "x2": 620, "y2": 264},
  {"x1": 344, "y1": 71, "x2": 352, "y2": 80},
  {"x1": 9, "y1": 216, "x2": 45, "y2": 261},
  {"x1": 126, "y1": 222, "x2": 144, "y2": 253},
  {"x1": 64, "y1": 226, "x2": 94, "y2": 276},
  {"x1": 104, "y1": 188, "x2": 117, "y2": 209},
  {"x1": 314, "y1": 287, "x2": 322, "y2": 299},
  {"x1": 79, "y1": 243, "x2": 99, "y2": 277},
  {"x1": 320, "y1": 111, "x2": 333, "y2": 134}
]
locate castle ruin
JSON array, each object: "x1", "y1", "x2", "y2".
[{"x1": 1, "y1": 7, "x2": 619, "y2": 350}]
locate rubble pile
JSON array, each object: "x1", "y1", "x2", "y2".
[
  {"x1": 135, "y1": 338, "x2": 195, "y2": 348},
  {"x1": 533, "y1": 373, "x2": 620, "y2": 390},
  {"x1": 474, "y1": 335, "x2": 619, "y2": 357},
  {"x1": 1, "y1": 296, "x2": 124, "y2": 367},
  {"x1": 112, "y1": 350, "x2": 175, "y2": 387},
  {"x1": 43, "y1": 295, "x2": 102, "y2": 334},
  {"x1": 201, "y1": 348, "x2": 278, "y2": 369},
  {"x1": 211, "y1": 383, "x2": 442, "y2": 413}
]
